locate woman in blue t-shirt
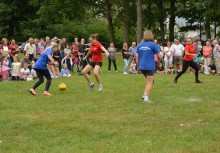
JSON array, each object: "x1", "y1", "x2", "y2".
[
  {"x1": 136, "y1": 30, "x2": 161, "y2": 103},
  {"x1": 29, "y1": 43, "x2": 59, "y2": 96}
]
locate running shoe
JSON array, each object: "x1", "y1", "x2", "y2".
[
  {"x1": 98, "y1": 84, "x2": 103, "y2": 92},
  {"x1": 89, "y1": 83, "x2": 95, "y2": 91},
  {"x1": 29, "y1": 88, "x2": 37, "y2": 96},
  {"x1": 44, "y1": 91, "x2": 52, "y2": 96}
]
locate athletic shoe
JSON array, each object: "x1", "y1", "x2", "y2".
[
  {"x1": 123, "y1": 72, "x2": 128, "y2": 75},
  {"x1": 89, "y1": 83, "x2": 95, "y2": 91},
  {"x1": 173, "y1": 79, "x2": 177, "y2": 84},
  {"x1": 195, "y1": 80, "x2": 202, "y2": 83},
  {"x1": 44, "y1": 91, "x2": 52, "y2": 96},
  {"x1": 98, "y1": 84, "x2": 103, "y2": 92},
  {"x1": 143, "y1": 100, "x2": 153, "y2": 103},
  {"x1": 29, "y1": 89, "x2": 37, "y2": 96}
]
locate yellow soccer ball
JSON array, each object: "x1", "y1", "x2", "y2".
[{"x1": 58, "y1": 83, "x2": 67, "y2": 91}]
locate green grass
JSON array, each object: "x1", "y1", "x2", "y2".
[{"x1": 0, "y1": 56, "x2": 220, "y2": 153}]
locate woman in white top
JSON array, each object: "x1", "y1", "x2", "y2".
[{"x1": 163, "y1": 41, "x2": 174, "y2": 72}]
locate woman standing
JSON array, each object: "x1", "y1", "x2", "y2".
[
  {"x1": 173, "y1": 38, "x2": 202, "y2": 83},
  {"x1": 203, "y1": 41, "x2": 213, "y2": 74},
  {"x1": 82, "y1": 34, "x2": 109, "y2": 92},
  {"x1": 107, "y1": 42, "x2": 117, "y2": 72},
  {"x1": 29, "y1": 43, "x2": 59, "y2": 96},
  {"x1": 122, "y1": 42, "x2": 130, "y2": 74},
  {"x1": 136, "y1": 30, "x2": 160, "y2": 103},
  {"x1": 163, "y1": 41, "x2": 174, "y2": 72},
  {"x1": 213, "y1": 40, "x2": 220, "y2": 75}
]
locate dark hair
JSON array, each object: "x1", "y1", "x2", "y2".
[{"x1": 90, "y1": 34, "x2": 98, "y2": 40}]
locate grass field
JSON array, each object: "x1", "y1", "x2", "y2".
[{"x1": 0, "y1": 56, "x2": 220, "y2": 153}]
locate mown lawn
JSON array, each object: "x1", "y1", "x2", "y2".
[{"x1": 0, "y1": 56, "x2": 220, "y2": 153}]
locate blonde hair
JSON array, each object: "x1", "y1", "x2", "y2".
[
  {"x1": 50, "y1": 42, "x2": 59, "y2": 48},
  {"x1": 2, "y1": 38, "x2": 7, "y2": 43},
  {"x1": 143, "y1": 30, "x2": 154, "y2": 42}
]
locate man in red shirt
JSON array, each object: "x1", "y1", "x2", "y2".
[
  {"x1": 173, "y1": 38, "x2": 202, "y2": 83},
  {"x1": 82, "y1": 34, "x2": 109, "y2": 92}
]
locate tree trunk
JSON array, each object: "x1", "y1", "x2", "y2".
[
  {"x1": 147, "y1": 0, "x2": 152, "y2": 30},
  {"x1": 169, "y1": 0, "x2": 175, "y2": 42},
  {"x1": 214, "y1": 20, "x2": 216, "y2": 38},
  {"x1": 106, "y1": 0, "x2": 115, "y2": 43},
  {"x1": 123, "y1": 0, "x2": 129, "y2": 43},
  {"x1": 8, "y1": 11, "x2": 15, "y2": 38},
  {"x1": 137, "y1": 0, "x2": 143, "y2": 44},
  {"x1": 157, "y1": 0, "x2": 165, "y2": 42},
  {"x1": 205, "y1": 17, "x2": 211, "y2": 39}
]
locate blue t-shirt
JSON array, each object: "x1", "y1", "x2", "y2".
[
  {"x1": 61, "y1": 69, "x2": 69, "y2": 75},
  {"x1": 137, "y1": 41, "x2": 159, "y2": 71},
  {"x1": 34, "y1": 48, "x2": 53, "y2": 70}
]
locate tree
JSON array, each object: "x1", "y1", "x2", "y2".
[
  {"x1": 137, "y1": 0, "x2": 143, "y2": 43},
  {"x1": 156, "y1": 0, "x2": 165, "y2": 42},
  {"x1": 169, "y1": 0, "x2": 176, "y2": 41},
  {"x1": 106, "y1": 0, "x2": 115, "y2": 43},
  {"x1": 123, "y1": 0, "x2": 130, "y2": 43}
]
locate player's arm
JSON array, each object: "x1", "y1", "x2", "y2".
[
  {"x1": 101, "y1": 46, "x2": 109, "y2": 57},
  {"x1": 47, "y1": 54, "x2": 58, "y2": 66},
  {"x1": 83, "y1": 50, "x2": 91, "y2": 60}
]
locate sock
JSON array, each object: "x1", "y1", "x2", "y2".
[{"x1": 144, "y1": 96, "x2": 149, "y2": 101}]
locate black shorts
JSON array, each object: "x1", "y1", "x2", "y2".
[
  {"x1": 89, "y1": 62, "x2": 102, "y2": 68},
  {"x1": 141, "y1": 70, "x2": 155, "y2": 76}
]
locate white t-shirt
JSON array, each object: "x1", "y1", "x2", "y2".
[
  {"x1": 164, "y1": 47, "x2": 174, "y2": 59},
  {"x1": 20, "y1": 68, "x2": 30, "y2": 76},
  {"x1": 172, "y1": 44, "x2": 184, "y2": 56},
  {"x1": 12, "y1": 62, "x2": 21, "y2": 76}
]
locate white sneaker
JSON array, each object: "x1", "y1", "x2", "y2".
[
  {"x1": 123, "y1": 72, "x2": 128, "y2": 75},
  {"x1": 89, "y1": 83, "x2": 95, "y2": 91},
  {"x1": 98, "y1": 84, "x2": 103, "y2": 92}
]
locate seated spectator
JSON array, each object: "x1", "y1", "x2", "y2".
[
  {"x1": 208, "y1": 61, "x2": 217, "y2": 75},
  {"x1": 31, "y1": 68, "x2": 37, "y2": 80},
  {"x1": 20, "y1": 63, "x2": 32, "y2": 81},
  {"x1": 48, "y1": 62, "x2": 61, "y2": 78},
  {"x1": 32, "y1": 53, "x2": 41, "y2": 66},
  {"x1": 0, "y1": 55, "x2": 11, "y2": 81},
  {"x1": 61, "y1": 64, "x2": 71, "y2": 77},
  {"x1": 156, "y1": 62, "x2": 164, "y2": 74},
  {"x1": 21, "y1": 53, "x2": 32, "y2": 70},
  {"x1": 61, "y1": 52, "x2": 73, "y2": 72},
  {"x1": 11, "y1": 56, "x2": 21, "y2": 81},
  {"x1": 166, "y1": 64, "x2": 174, "y2": 74},
  {"x1": 129, "y1": 59, "x2": 138, "y2": 74}
]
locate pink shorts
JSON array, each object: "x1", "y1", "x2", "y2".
[{"x1": 2, "y1": 71, "x2": 9, "y2": 79}]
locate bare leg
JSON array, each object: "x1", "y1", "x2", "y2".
[
  {"x1": 93, "y1": 65, "x2": 101, "y2": 84},
  {"x1": 82, "y1": 64, "x2": 93, "y2": 84},
  {"x1": 145, "y1": 76, "x2": 154, "y2": 96}
]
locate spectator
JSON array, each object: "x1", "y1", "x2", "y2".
[
  {"x1": 61, "y1": 52, "x2": 73, "y2": 72},
  {"x1": 0, "y1": 38, "x2": 12, "y2": 67},
  {"x1": 208, "y1": 61, "x2": 216, "y2": 75},
  {"x1": 129, "y1": 59, "x2": 138, "y2": 74},
  {"x1": 122, "y1": 42, "x2": 130, "y2": 74},
  {"x1": 45, "y1": 36, "x2": 51, "y2": 48},
  {"x1": 78, "y1": 38, "x2": 90, "y2": 73},
  {"x1": 11, "y1": 56, "x2": 21, "y2": 81},
  {"x1": 0, "y1": 55, "x2": 11, "y2": 81},
  {"x1": 72, "y1": 41, "x2": 79, "y2": 72},
  {"x1": 172, "y1": 38, "x2": 184, "y2": 73},
  {"x1": 64, "y1": 44, "x2": 71, "y2": 55},
  {"x1": 61, "y1": 64, "x2": 71, "y2": 77},
  {"x1": 213, "y1": 40, "x2": 220, "y2": 75},
  {"x1": 60, "y1": 37, "x2": 67, "y2": 59},
  {"x1": 21, "y1": 53, "x2": 32, "y2": 70},
  {"x1": 166, "y1": 64, "x2": 174, "y2": 74},
  {"x1": 9, "y1": 39, "x2": 19, "y2": 62},
  {"x1": 24, "y1": 37, "x2": 36, "y2": 61},
  {"x1": 107, "y1": 42, "x2": 117, "y2": 72},
  {"x1": 20, "y1": 63, "x2": 32, "y2": 81},
  {"x1": 34, "y1": 38, "x2": 41, "y2": 55},
  {"x1": 39, "y1": 38, "x2": 45, "y2": 54},
  {"x1": 203, "y1": 40, "x2": 213, "y2": 74},
  {"x1": 129, "y1": 42, "x2": 137, "y2": 61},
  {"x1": 156, "y1": 62, "x2": 164, "y2": 74},
  {"x1": 163, "y1": 41, "x2": 174, "y2": 73},
  {"x1": 53, "y1": 43, "x2": 61, "y2": 71}
]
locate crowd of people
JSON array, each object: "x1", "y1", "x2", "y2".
[{"x1": 0, "y1": 35, "x2": 220, "y2": 83}]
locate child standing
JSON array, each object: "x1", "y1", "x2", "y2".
[
  {"x1": 11, "y1": 56, "x2": 21, "y2": 81},
  {"x1": 1, "y1": 56, "x2": 11, "y2": 81},
  {"x1": 61, "y1": 52, "x2": 73, "y2": 72}
]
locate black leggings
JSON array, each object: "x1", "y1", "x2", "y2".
[
  {"x1": 32, "y1": 69, "x2": 52, "y2": 91},
  {"x1": 175, "y1": 60, "x2": 199, "y2": 81},
  {"x1": 108, "y1": 57, "x2": 117, "y2": 71}
]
